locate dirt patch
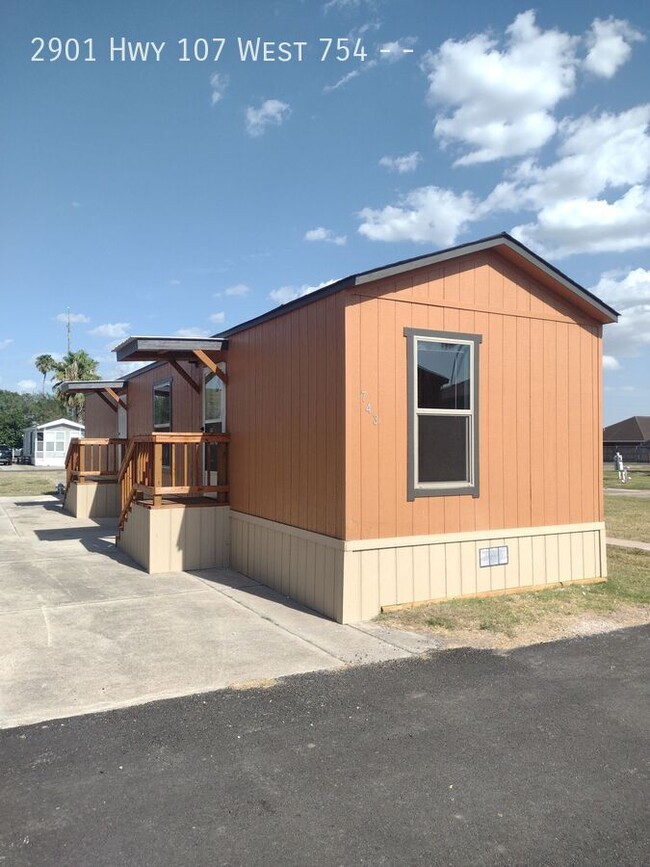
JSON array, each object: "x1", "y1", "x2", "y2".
[
  {"x1": 400, "y1": 606, "x2": 650, "y2": 652},
  {"x1": 228, "y1": 677, "x2": 279, "y2": 691}
]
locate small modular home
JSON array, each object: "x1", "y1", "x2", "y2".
[
  {"x1": 63, "y1": 233, "x2": 618, "y2": 622},
  {"x1": 22, "y1": 418, "x2": 85, "y2": 468}
]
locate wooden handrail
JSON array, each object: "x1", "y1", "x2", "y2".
[
  {"x1": 65, "y1": 438, "x2": 127, "y2": 495},
  {"x1": 118, "y1": 433, "x2": 230, "y2": 530}
]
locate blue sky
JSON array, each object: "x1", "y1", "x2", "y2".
[{"x1": 1, "y1": 0, "x2": 649, "y2": 425}]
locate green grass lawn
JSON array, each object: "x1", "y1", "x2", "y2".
[
  {"x1": 378, "y1": 546, "x2": 649, "y2": 638},
  {"x1": 603, "y1": 464, "x2": 650, "y2": 490},
  {"x1": 605, "y1": 494, "x2": 650, "y2": 543},
  {"x1": 0, "y1": 470, "x2": 65, "y2": 497}
]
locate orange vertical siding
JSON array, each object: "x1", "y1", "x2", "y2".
[
  {"x1": 227, "y1": 294, "x2": 346, "y2": 539},
  {"x1": 344, "y1": 249, "x2": 604, "y2": 540}
]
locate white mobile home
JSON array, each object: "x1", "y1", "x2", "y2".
[{"x1": 22, "y1": 418, "x2": 85, "y2": 468}]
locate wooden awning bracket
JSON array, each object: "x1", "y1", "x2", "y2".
[
  {"x1": 97, "y1": 388, "x2": 127, "y2": 412},
  {"x1": 192, "y1": 349, "x2": 228, "y2": 384},
  {"x1": 170, "y1": 360, "x2": 201, "y2": 394}
]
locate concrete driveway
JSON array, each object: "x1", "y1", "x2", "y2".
[{"x1": 0, "y1": 496, "x2": 438, "y2": 729}]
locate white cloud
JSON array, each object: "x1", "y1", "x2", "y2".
[
  {"x1": 500, "y1": 107, "x2": 650, "y2": 208},
  {"x1": 269, "y1": 279, "x2": 337, "y2": 305},
  {"x1": 0, "y1": 338, "x2": 13, "y2": 350},
  {"x1": 209, "y1": 72, "x2": 229, "y2": 105},
  {"x1": 323, "y1": 0, "x2": 376, "y2": 12},
  {"x1": 88, "y1": 322, "x2": 131, "y2": 339},
  {"x1": 324, "y1": 36, "x2": 414, "y2": 92},
  {"x1": 603, "y1": 356, "x2": 621, "y2": 371},
  {"x1": 245, "y1": 99, "x2": 291, "y2": 137},
  {"x1": 174, "y1": 327, "x2": 210, "y2": 338},
  {"x1": 17, "y1": 379, "x2": 37, "y2": 393},
  {"x1": 379, "y1": 152, "x2": 421, "y2": 174},
  {"x1": 223, "y1": 283, "x2": 250, "y2": 297},
  {"x1": 482, "y1": 106, "x2": 650, "y2": 257},
  {"x1": 103, "y1": 360, "x2": 150, "y2": 379},
  {"x1": 592, "y1": 269, "x2": 650, "y2": 360},
  {"x1": 55, "y1": 312, "x2": 89, "y2": 323},
  {"x1": 423, "y1": 10, "x2": 579, "y2": 165},
  {"x1": 323, "y1": 68, "x2": 365, "y2": 92},
  {"x1": 358, "y1": 185, "x2": 479, "y2": 245},
  {"x1": 304, "y1": 226, "x2": 347, "y2": 246},
  {"x1": 30, "y1": 351, "x2": 62, "y2": 364},
  {"x1": 592, "y1": 268, "x2": 650, "y2": 310},
  {"x1": 584, "y1": 17, "x2": 644, "y2": 78},
  {"x1": 170, "y1": 278, "x2": 181, "y2": 286},
  {"x1": 209, "y1": 311, "x2": 226, "y2": 324},
  {"x1": 512, "y1": 185, "x2": 650, "y2": 258}
]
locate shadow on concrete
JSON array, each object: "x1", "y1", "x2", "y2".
[
  {"x1": 10, "y1": 499, "x2": 65, "y2": 512},
  {"x1": 32, "y1": 525, "x2": 139, "y2": 566},
  {"x1": 187, "y1": 567, "x2": 332, "y2": 623}
]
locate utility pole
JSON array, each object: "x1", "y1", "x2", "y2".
[{"x1": 66, "y1": 307, "x2": 71, "y2": 354}]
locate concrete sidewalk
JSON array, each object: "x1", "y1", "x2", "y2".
[
  {"x1": 607, "y1": 536, "x2": 650, "y2": 551},
  {"x1": 0, "y1": 496, "x2": 439, "y2": 729}
]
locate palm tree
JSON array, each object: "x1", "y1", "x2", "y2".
[
  {"x1": 52, "y1": 349, "x2": 100, "y2": 422},
  {"x1": 34, "y1": 354, "x2": 55, "y2": 395}
]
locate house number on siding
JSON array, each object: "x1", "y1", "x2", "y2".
[{"x1": 360, "y1": 391, "x2": 379, "y2": 425}]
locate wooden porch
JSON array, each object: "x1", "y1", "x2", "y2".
[
  {"x1": 65, "y1": 437, "x2": 127, "y2": 491},
  {"x1": 118, "y1": 433, "x2": 230, "y2": 531},
  {"x1": 63, "y1": 438, "x2": 128, "y2": 518}
]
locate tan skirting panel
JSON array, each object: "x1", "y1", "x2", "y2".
[
  {"x1": 230, "y1": 511, "x2": 344, "y2": 621},
  {"x1": 63, "y1": 480, "x2": 120, "y2": 519},
  {"x1": 341, "y1": 523, "x2": 607, "y2": 622},
  {"x1": 230, "y1": 514, "x2": 607, "y2": 623},
  {"x1": 117, "y1": 503, "x2": 230, "y2": 573}
]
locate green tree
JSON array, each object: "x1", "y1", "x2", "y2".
[
  {"x1": 0, "y1": 391, "x2": 66, "y2": 449},
  {"x1": 0, "y1": 390, "x2": 28, "y2": 447},
  {"x1": 51, "y1": 349, "x2": 100, "y2": 422},
  {"x1": 34, "y1": 353, "x2": 55, "y2": 394}
]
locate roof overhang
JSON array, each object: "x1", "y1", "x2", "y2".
[
  {"x1": 114, "y1": 336, "x2": 229, "y2": 391},
  {"x1": 57, "y1": 380, "x2": 125, "y2": 395},
  {"x1": 114, "y1": 336, "x2": 227, "y2": 363},
  {"x1": 218, "y1": 232, "x2": 618, "y2": 340},
  {"x1": 57, "y1": 380, "x2": 127, "y2": 411},
  {"x1": 354, "y1": 235, "x2": 619, "y2": 325}
]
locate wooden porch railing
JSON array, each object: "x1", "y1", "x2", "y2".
[
  {"x1": 65, "y1": 438, "x2": 128, "y2": 495},
  {"x1": 118, "y1": 433, "x2": 230, "y2": 530}
]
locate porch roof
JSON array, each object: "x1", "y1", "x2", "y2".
[
  {"x1": 57, "y1": 380, "x2": 126, "y2": 395},
  {"x1": 114, "y1": 336, "x2": 227, "y2": 363}
]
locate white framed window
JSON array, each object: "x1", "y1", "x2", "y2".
[
  {"x1": 405, "y1": 328, "x2": 481, "y2": 500},
  {"x1": 203, "y1": 365, "x2": 226, "y2": 434}
]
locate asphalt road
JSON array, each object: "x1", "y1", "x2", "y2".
[{"x1": 2, "y1": 626, "x2": 648, "y2": 866}]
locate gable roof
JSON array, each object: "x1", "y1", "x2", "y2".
[
  {"x1": 113, "y1": 233, "x2": 619, "y2": 385},
  {"x1": 217, "y1": 232, "x2": 619, "y2": 339},
  {"x1": 603, "y1": 416, "x2": 650, "y2": 443},
  {"x1": 25, "y1": 418, "x2": 85, "y2": 431}
]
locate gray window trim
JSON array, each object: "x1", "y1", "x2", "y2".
[{"x1": 404, "y1": 327, "x2": 482, "y2": 501}]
